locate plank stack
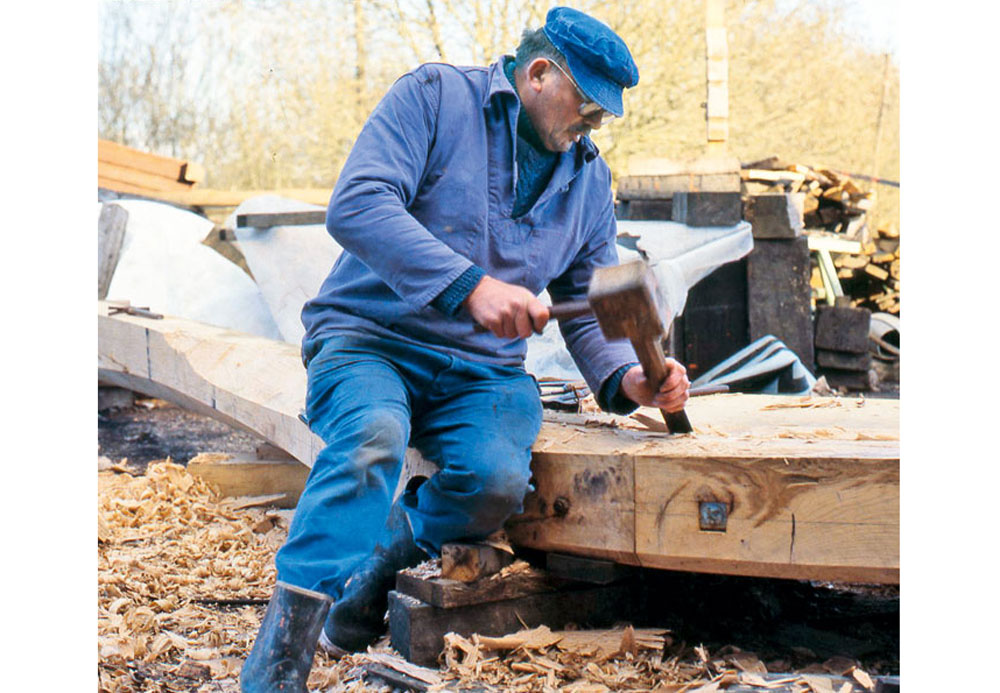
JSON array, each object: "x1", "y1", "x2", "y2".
[{"x1": 742, "y1": 159, "x2": 900, "y2": 316}]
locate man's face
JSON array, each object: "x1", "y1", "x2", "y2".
[{"x1": 527, "y1": 61, "x2": 605, "y2": 153}]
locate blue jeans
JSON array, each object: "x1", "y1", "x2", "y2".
[{"x1": 275, "y1": 333, "x2": 543, "y2": 599}]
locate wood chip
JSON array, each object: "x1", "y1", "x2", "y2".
[
  {"x1": 852, "y1": 667, "x2": 876, "y2": 690},
  {"x1": 801, "y1": 674, "x2": 836, "y2": 693}
]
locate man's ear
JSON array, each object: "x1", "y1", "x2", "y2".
[{"x1": 523, "y1": 57, "x2": 551, "y2": 93}]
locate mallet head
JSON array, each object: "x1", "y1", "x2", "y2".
[{"x1": 587, "y1": 261, "x2": 671, "y2": 341}]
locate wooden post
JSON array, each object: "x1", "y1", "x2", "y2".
[
  {"x1": 705, "y1": 0, "x2": 729, "y2": 156},
  {"x1": 98, "y1": 203, "x2": 128, "y2": 300}
]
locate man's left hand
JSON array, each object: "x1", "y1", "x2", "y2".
[{"x1": 620, "y1": 360, "x2": 690, "y2": 412}]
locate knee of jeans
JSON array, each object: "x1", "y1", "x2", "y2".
[
  {"x1": 437, "y1": 465, "x2": 530, "y2": 513},
  {"x1": 340, "y1": 410, "x2": 409, "y2": 477},
  {"x1": 482, "y1": 467, "x2": 532, "y2": 512}
]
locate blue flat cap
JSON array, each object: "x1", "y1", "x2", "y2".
[{"x1": 542, "y1": 6, "x2": 639, "y2": 118}]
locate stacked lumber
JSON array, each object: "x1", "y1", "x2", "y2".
[
  {"x1": 835, "y1": 223, "x2": 900, "y2": 314},
  {"x1": 98, "y1": 139, "x2": 205, "y2": 197},
  {"x1": 742, "y1": 157, "x2": 873, "y2": 234},
  {"x1": 742, "y1": 157, "x2": 899, "y2": 317}
]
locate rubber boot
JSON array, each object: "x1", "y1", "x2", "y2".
[
  {"x1": 319, "y1": 496, "x2": 428, "y2": 656},
  {"x1": 240, "y1": 581, "x2": 332, "y2": 692}
]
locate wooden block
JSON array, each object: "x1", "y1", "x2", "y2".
[
  {"x1": 747, "y1": 238, "x2": 815, "y2": 369},
  {"x1": 98, "y1": 386, "x2": 135, "y2": 411},
  {"x1": 706, "y1": 84, "x2": 729, "y2": 118},
  {"x1": 706, "y1": 118, "x2": 729, "y2": 143},
  {"x1": 834, "y1": 254, "x2": 869, "y2": 270},
  {"x1": 821, "y1": 368, "x2": 871, "y2": 391},
  {"x1": 671, "y1": 191, "x2": 742, "y2": 227},
  {"x1": 815, "y1": 306, "x2": 871, "y2": 354},
  {"x1": 388, "y1": 582, "x2": 638, "y2": 666},
  {"x1": 236, "y1": 210, "x2": 327, "y2": 228},
  {"x1": 741, "y1": 170, "x2": 807, "y2": 185},
  {"x1": 617, "y1": 173, "x2": 741, "y2": 199},
  {"x1": 186, "y1": 453, "x2": 309, "y2": 508},
  {"x1": 744, "y1": 193, "x2": 804, "y2": 239},
  {"x1": 864, "y1": 264, "x2": 890, "y2": 281},
  {"x1": 395, "y1": 565, "x2": 559, "y2": 609},
  {"x1": 180, "y1": 162, "x2": 206, "y2": 185},
  {"x1": 682, "y1": 259, "x2": 749, "y2": 379},
  {"x1": 617, "y1": 199, "x2": 673, "y2": 220},
  {"x1": 816, "y1": 349, "x2": 872, "y2": 371},
  {"x1": 705, "y1": 26, "x2": 728, "y2": 59},
  {"x1": 441, "y1": 543, "x2": 514, "y2": 583},
  {"x1": 706, "y1": 56, "x2": 728, "y2": 82},
  {"x1": 98, "y1": 203, "x2": 129, "y2": 300}
]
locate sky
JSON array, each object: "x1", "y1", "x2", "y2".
[{"x1": 839, "y1": 0, "x2": 898, "y2": 56}]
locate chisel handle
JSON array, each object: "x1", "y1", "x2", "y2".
[{"x1": 631, "y1": 337, "x2": 693, "y2": 434}]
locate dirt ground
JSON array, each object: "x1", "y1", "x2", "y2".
[{"x1": 97, "y1": 391, "x2": 899, "y2": 692}]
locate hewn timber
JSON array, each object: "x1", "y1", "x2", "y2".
[{"x1": 97, "y1": 303, "x2": 899, "y2": 583}]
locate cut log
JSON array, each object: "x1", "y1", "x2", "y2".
[
  {"x1": 440, "y1": 543, "x2": 514, "y2": 583},
  {"x1": 864, "y1": 264, "x2": 890, "y2": 281},
  {"x1": 833, "y1": 254, "x2": 869, "y2": 270}
]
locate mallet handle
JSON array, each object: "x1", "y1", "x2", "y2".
[{"x1": 632, "y1": 338, "x2": 693, "y2": 434}]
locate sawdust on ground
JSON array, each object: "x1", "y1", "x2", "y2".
[{"x1": 98, "y1": 460, "x2": 883, "y2": 692}]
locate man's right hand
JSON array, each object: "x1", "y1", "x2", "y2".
[{"x1": 464, "y1": 275, "x2": 550, "y2": 339}]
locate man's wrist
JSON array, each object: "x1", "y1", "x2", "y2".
[
  {"x1": 431, "y1": 265, "x2": 487, "y2": 316},
  {"x1": 598, "y1": 362, "x2": 641, "y2": 415}
]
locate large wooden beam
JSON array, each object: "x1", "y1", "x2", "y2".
[
  {"x1": 98, "y1": 301, "x2": 324, "y2": 466},
  {"x1": 97, "y1": 304, "x2": 898, "y2": 583}
]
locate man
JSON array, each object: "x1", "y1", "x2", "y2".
[{"x1": 241, "y1": 7, "x2": 689, "y2": 690}]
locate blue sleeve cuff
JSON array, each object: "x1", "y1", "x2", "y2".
[
  {"x1": 598, "y1": 362, "x2": 641, "y2": 415},
  {"x1": 431, "y1": 265, "x2": 487, "y2": 316}
]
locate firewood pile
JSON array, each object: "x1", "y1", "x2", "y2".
[{"x1": 741, "y1": 158, "x2": 900, "y2": 316}]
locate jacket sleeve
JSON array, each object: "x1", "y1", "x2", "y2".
[
  {"x1": 546, "y1": 171, "x2": 641, "y2": 412},
  {"x1": 325, "y1": 68, "x2": 476, "y2": 309}
]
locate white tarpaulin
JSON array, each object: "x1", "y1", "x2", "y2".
[
  {"x1": 226, "y1": 196, "x2": 342, "y2": 345},
  {"x1": 620, "y1": 219, "x2": 754, "y2": 321},
  {"x1": 103, "y1": 199, "x2": 283, "y2": 340},
  {"x1": 102, "y1": 197, "x2": 753, "y2": 383}
]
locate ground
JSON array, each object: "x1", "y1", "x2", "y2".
[{"x1": 97, "y1": 392, "x2": 898, "y2": 692}]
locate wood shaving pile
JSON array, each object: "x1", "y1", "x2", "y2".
[
  {"x1": 436, "y1": 628, "x2": 879, "y2": 692},
  {"x1": 99, "y1": 461, "x2": 285, "y2": 691}
]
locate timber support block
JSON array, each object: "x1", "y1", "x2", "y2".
[
  {"x1": 186, "y1": 453, "x2": 309, "y2": 508},
  {"x1": 388, "y1": 580, "x2": 640, "y2": 667}
]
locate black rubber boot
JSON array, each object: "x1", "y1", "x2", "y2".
[
  {"x1": 240, "y1": 581, "x2": 332, "y2": 692},
  {"x1": 319, "y1": 497, "x2": 428, "y2": 656}
]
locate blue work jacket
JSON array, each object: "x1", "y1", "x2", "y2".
[{"x1": 302, "y1": 58, "x2": 637, "y2": 398}]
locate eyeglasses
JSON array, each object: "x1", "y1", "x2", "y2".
[{"x1": 549, "y1": 60, "x2": 616, "y2": 125}]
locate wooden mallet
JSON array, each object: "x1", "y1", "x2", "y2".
[{"x1": 550, "y1": 260, "x2": 693, "y2": 434}]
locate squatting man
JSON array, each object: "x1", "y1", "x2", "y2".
[{"x1": 241, "y1": 7, "x2": 690, "y2": 690}]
